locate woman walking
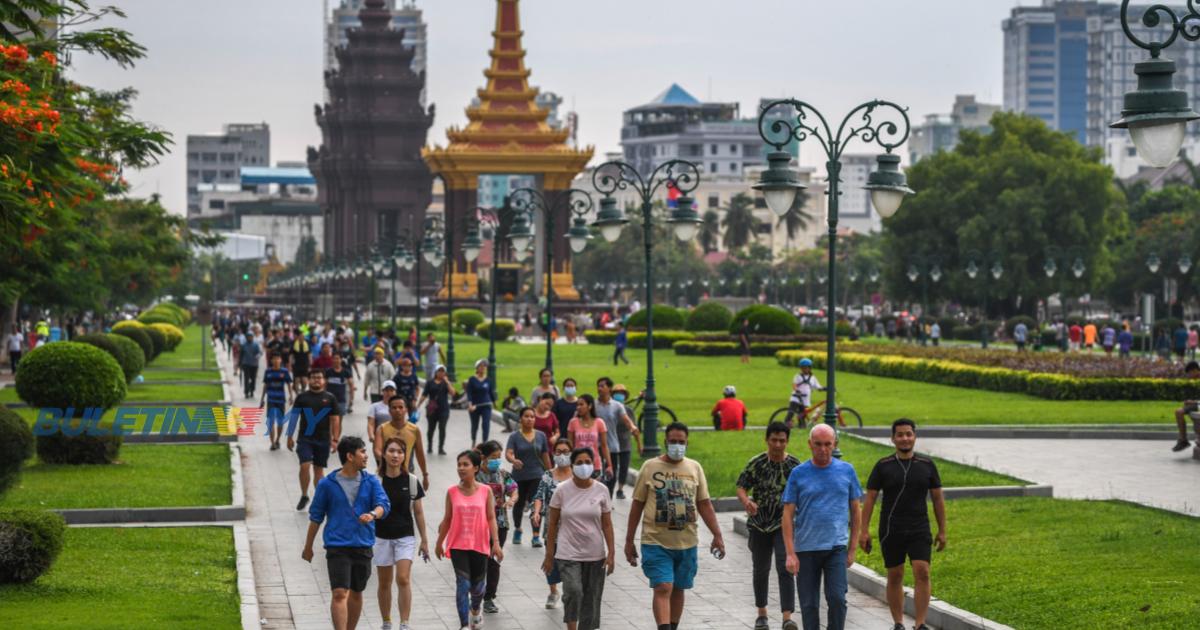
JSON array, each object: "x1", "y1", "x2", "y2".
[
  {"x1": 505, "y1": 407, "x2": 552, "y2": 547},
  {"x1": 552, "y1": 378, "x2": 580, "y2": 441},
  {"x1": 534, "y1": 392, "x2": 561, "y2": 443},
  {"x1": 530, "y1": 367, "x2": 559, "y2": 403},
  {"x1": 531, "y1": 438, "x2": 575, "y2": 609},
  {"x1": 476, "y1": 440, "x2": 517, "y2": 615},
  {"x1": 436, "y1": 450, "x2": 504, "y2": 630},
  {"x1": 466, "y1": 359, "x2": 497, "y2": 446},
  {"x1": 541, "y1": 447, "x2": 616, "y2": 630},
  {"x1": 567, "y1": 394, "x2": 612, "y2": 482},
  {"x1": 417, "y1": 365, "x2": 455, "y2": 455},
  {"x1": 374, "y1": 437, "x2": 429, "y2": 630}
]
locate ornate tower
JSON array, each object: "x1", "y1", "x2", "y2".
[
  {"x1": 309, "y1": 0, "x2": 435, "y2": 261},
  {"x1": 422, "y1": 0, "x2": 593, "y2": 300}
]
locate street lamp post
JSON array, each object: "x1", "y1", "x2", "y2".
[
  {"x1": 590, "y1": 160, "x2": 703, "y2": 457},
  {"x1": 506, "y1": 187, "x2": 594, "y2": 374},
  {"x1": 965, "y1": 251, "x2": 1004, "y2": 349},
  {"x1": 1146, "y1": 251, "x2": 1192, "y2": 323},
  {"x1": 420, "y1": 217, "x2": 448, "y2": 378},
  {"x1": 906, "y1": 256, "x2": 942, "y2": 346},
  {"x1": 1043, "y1": 246, "x2": 1087, "y2": 332}
]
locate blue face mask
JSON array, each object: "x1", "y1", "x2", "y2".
[
  {"x1": 487, "y1": 459, "x2": 501, "y2": 473},
  {"x1": 563, "y1": 386, "x2": 577, "y2": 396},
  {"x1": 613, "y1": 393, "x2": 626, "y2": 403}
]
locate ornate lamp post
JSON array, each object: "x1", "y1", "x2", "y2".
[
  {"x1": 964, "y1": 251, "x2": 1004, "y2": 349},
  {"x1": 589, "y1": 159, "x2": 702, "y2": 456},
  {"x1": 906, "y1": 255, "x2": 942, "y2": 346},
  {"x1": 505, "y1": 187, "x2": 594, "y2": 373},
  {"x1": 420, "y1": 217, "x2": 449, "y2": 379},
  {"x1": 1146, "y1": 251, "x2": 1193, "y2": 322},
  {"x1": 1044, "y1": 246, "x2": 1087, "y2": 329}
]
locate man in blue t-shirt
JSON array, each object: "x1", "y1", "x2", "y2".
[
  {"x1": 260, "y1": 352, "x2": 293, "y2": 451},
  {"x1": 781, "y1": 423, "x2": 863, "y2": 630},
  {"x1": 613, "y1": 322, "x2": 629, "y2": 366}
]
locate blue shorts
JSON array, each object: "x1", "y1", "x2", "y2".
[
  {"x1": 265, "y1": 403, "x2": 287, "y2": 429},
  {"x1": 641, "y1": 544, "x2": 697, "y2": 589},
  {"x1": 296, "y1": 437, "x2": 330, "y2": 468}
]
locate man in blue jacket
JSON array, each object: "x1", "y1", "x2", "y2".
[{"x1": 303, "y1": 436, "x2": 391, "y2": 630}]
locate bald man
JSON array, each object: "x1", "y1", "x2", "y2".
[{"x1": 781, "y1": 424, "x2": 863, "y2": 630}]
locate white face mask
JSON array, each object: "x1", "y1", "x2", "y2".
[
  {"x1": 572, "y1": 463, "x2": 594, "y2": 479},
  {"x1": 666, "y1": 443, "x2": 687, "y2": 461},
  {"x1": 554, "y1": 454, "x2": 571, "y2": 468}
]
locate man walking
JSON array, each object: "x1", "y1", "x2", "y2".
[
  {"x1": 240, "y1": 332, "x2": 263, "y2": 399},
  {"x1": 260, "y1": 352, "x2": 294, "y2": 451},
  {"x1": 302, "y1": 436, "x2": 391, "y2": 630},
  {"x1": 419, "y1": 333, "x2": 444, "y2": 382},
  {"x1": 736, "y1": 422, "x2": 802, "y2": 630},
  {"x1": 364, "y1": 348, "x2": 392, "y2": 404},
  {"x1": 288, "y1": 370, "x2": 342, "y2": 511},
  {"x1": 859, "y1": 419, "x2": 946, "y2": 630},
  {"x1": 613, "y1": 322, "x2": 630, "y2": 365},
  {"x1": 782, "y1": 423, "x2": 863, "y2": 630},
  {"x1": 325, "y1": 353, "x2": 356, "y2": 423},
  {"x1": 625, "y1": 422, "x2": 725, "y2": 630}
]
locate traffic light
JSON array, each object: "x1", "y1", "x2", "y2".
[{"x1": 242, "y1": 273, "x2": 249, "y2": 281}]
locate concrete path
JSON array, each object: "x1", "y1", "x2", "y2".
[
  {"x1": 881, "y1": 436, "x2": 1200, "y2": 517},
  {"x1": 221, "y1": 350, "x2": 912, "y2": 629}
]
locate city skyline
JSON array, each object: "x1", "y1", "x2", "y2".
[{"x1": 72, "y1": 0, "x2": 1036, "y2": 215}]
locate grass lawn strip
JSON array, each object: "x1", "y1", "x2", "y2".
[
  {"x1": 858, "y1": 497, "x2": 1200, "y2": 628},
  {"x1": 0, "y1": 444, "x2": 231, "y2": 509},
  {"x1": 0, "y1": 526, "x2": 240, "y2": 629},
  {"x1": 138, "y1": 368, "x2": 221, "y2": 382},
  {"x1": 635, "y1": 430, "x2": 1025, "y2": 498}
]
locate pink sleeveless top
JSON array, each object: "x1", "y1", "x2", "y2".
[{"x1": 444, "y1": 484, "x2": 491, "y2": 555}]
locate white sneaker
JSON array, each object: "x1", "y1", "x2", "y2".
[
  {"x1": 380, "y1": 623, "x2": 392, "y2": 630},
  {"x1": 545, "y1": 592, "x2": 558, "y2": 609},
  {"x1": 397, "y1": 624, "x2": 410, "y2": 630},
  {"x1": 471, "y1": 613, "x2": 483, "y2": 628}
]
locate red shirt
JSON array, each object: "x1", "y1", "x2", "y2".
[
  {"x1": 534, "y1": 411, "x2": 558, "y2": 439},
  {"x1": 1068, "y1": 325, "x2": 1083, "y2": 343},
  {"x1": 712, "y1": 398, "x2": 747, "y2": 431}
]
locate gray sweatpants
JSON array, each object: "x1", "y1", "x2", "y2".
[{"x1": 558, "y1": 558, "x2": 607, "y2": 629}]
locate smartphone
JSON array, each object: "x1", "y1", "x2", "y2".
[{"x1": 419, "y1": 550, "x2": 430, "y2": 563}]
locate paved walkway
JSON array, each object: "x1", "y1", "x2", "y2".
[
  {"x1": 222, "y1": 352, "x2": 910, "y2": 629},
  {"x1": 877, "y1": 436, "x2": 1200, "y2": 517}
]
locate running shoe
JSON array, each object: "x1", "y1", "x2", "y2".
[
  {"x1": 397, "y1": 624, "x2": 409, "y2": 630},
  {"x1": 545, "y1": 592, "x2": 558, "y2": 609},
  {"x1": 512, "y1": 530, "x2": 523, "y2": 545},
  {"x1": 753, "y1": 615, "x2": 768, "y2": 630},
  {"x1": 616, "y1": 489, "x2": 626, "y2": 500},
  {"x1": 915, "y1": 625, "x2": 930, "y2": 630},
  {"x1": 891, "y1": 624, "x2": 904, "y2": 630},
  {"x1": 531, "y1": 535, "x2": 542, "y2": 548},
  {"x1": 1172, "y1": 439, "x2": 1191, "y2": 452},
  {"x1": 296, "y1": 495, "x2": 309, "y2": 511},
  {"x1": 470, "y1": 612, "x2": 483, "y2": 628},
  {"x1": 380, "y1": 623, "x2": 391, "y2": 630},
  {"x1": 482, "y1": 598, "x2": 499, "y2": 613},
  {"x1": 781, "y1": 620, "x2": 798, "y2": 630}
]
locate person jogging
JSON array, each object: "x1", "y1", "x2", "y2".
[
  {"x1": 435, "y1": 449, "x2": 503, "y2": 630},
  {"x1": 541, "y1": 446, "x2": 616, "y2": 630},
  {"x1": 785, "y1": 358, "x2": 823, "y2": 427},
  {"x1": 466, "y1": 359, "x2": 497, "y2": 446},
  {"x1": 417, "y1": 365, "x2": 455, "y2": 455},
  {"x1": 531, "y1": 438, "x2": 575, "y2": 610},
  {"x1": 505, "y1": 406, "x2": 552, "y2": 547},
  {"x1": 301, "y1": 436, "x2": 390, "y2": 630},
  {"x1": 737, "y1": 422, "x2": 802, "y2": 630},
  {"x1": 782, "y1": 423, "x2": 863, "y2": 630},
  {"x1": 859, "y1": 419, "x2": 946, "y2": 630},
  {"x1": 475, "y1": 440, "x2": 518, "y2": 615},
  {"x1": 260, "y1": 352, "x2": 294, "y2": 451},
  {"x1": 625, "y1": 422, "x2": 725, "y2": 630},
  {"x1": 374, "y1": 436, "x2": 429, "y2": 630},
  {"x1": 374, "y1": 396, "x2": 429, "y2": 488},
  {"x1": 287, "y1": 370, "x2": 342, "y2": 511}
]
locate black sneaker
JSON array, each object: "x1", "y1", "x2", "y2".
[
  {"x1": 296, "y1": 495, "x2": 309, "y2": 511},
  {"x1": 482, "y1": 599, "x2": 499, "y2": 614},
  {"x1": 915, "y1": 625, "x2": 930, "y2": 630},
  {"x1": 616, "y1": 489, "x2": 626, "y2": 500},
  {"x1": 781, "y1": 621, "x2": 798, "y2": 630},
  {"x1": 1172, "y1": 439, "x2": 1191, "y2": 452},
  {"x1": 753, "y1": 616, "x2": 768, "y2": 630}
]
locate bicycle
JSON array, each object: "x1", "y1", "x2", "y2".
[
  {"x1": 769, "y1": 396, "x2": 863, "y2": 429},
  {"x1": 627, "y1": 391, "x2": 678, "y2": 433}
]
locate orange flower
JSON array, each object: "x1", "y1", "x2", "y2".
[{"x1": 40, "y1": 51, "x2": 56, "y2": 66}]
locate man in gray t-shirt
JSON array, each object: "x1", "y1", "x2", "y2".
[
  {"x1": 594, "y1": 378, "x2": 638, "y2": 499},
  {"x1": 419, "y1": 333, "x2": 442, "y2": 381}
]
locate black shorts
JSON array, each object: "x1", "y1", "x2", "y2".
[
  {"x1": 293, "y1": 361, "x2": 310, "y2": 378},
  {"x1": 881, "y1": 527, "x2": 932, "y2": 568},
  {"x1": 296, "y1": 438, "x2": 330, "y2": 468},
  {"x1": 326, "y1": 547, "x2": 372, "y2": 592}
]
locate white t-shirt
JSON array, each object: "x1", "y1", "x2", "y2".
[
  {"x1": 549, "y1": 479, "x2": 612, "y2": 562},
  {"x1": 6, "y1": 333, "x2": 22, "y2": 352},
  {"x1": 791, "y1": 373, "x2": 821, "y2": 406}
]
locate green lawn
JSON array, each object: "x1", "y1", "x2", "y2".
[
  {"x1": 0, "y1": 444, "x2": 231, "y2": 509},
  {"x1": 474, "y1": 341, "x2": 1178, "y2": 426},
  {"x1": 146, "y1": 323, "x2": 216, "y2": 369},
  {"x1": 634, "y1": 430, "x2": 1024, "y2": 498},
  {"x1": 0, "y1": 526, "x2": 240, "y2": 629},
  {"x1": 124, "y1": 382, "x2": 224, "y2": 402},
  {"x1": 858, "y1": 497, "x2": 1200, "y2": 628},
  {"x1": 139, "y1": 368, "x2": 222, "y2": 382}
]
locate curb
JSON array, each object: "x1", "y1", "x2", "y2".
[
  {"x1": 233, "y1": 522, "x2": 261, "y2": 630},
  {"x1": 844, "y1": 426, "x2": 1175, "y2": 441},
  {"x1": 52, "y1": 443, "x2": 247, "y2": 525}
]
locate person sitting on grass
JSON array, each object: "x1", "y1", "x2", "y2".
[
  {"x1": 711, "y1": 385, "x2": 748, "y2": 431},
  {"x1": 1171, "y1": 361, "x2": 1200, "y2": 452}
]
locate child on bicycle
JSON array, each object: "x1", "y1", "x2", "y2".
[{"x1": 785, "y1": 358, "x2": 824, "y2": 427}]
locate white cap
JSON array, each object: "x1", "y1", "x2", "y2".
[
  {"x1": 382, "y1": 380, "x2": 396, "y2": 390},
  {"x1": 475, "y1": 358, "x2": 488, "y2": 369},
  {"x1": 723, "y1": 385, "x2": 736, "y2": 396},
  {"x1": 435, "y1": 364, "x2": 446, "y2": 373}
]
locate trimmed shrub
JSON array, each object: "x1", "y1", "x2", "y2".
[
  {"x1": 673, "y1": 340, "x2": 808, "y2": 357},
  {"x1": 627, "y1": 305, "x2": 686, "y2": 330},
  {"x1": 685, "y1": 302, "x2": 733, "y2": 332},
  {"x1": 111, "y1": 319, "x2": 145, "y2": 333},
  {"x1": 148, "y1": 322, "x2": 184, "y2": 351},
  {"x1": 0, "y1": 408, "x2": 34, "y2": 496},
  {"x1": 453, "y1": 309, "x2": 486, "y2": 334},
  {"x1": 142, "y1": 325, "x2": 166, "y2": 359},
  {"x1": 15, "y1": 342, "x2": 126, "y2": 411},
  {"x1": 731, "y1": 304, "x2": 801, "y2": 336},
  {"x1": 584, "y1": 330, "x2": 616, "y2": 345},
  {"x1": 0, "y1": 508, "x2": 66, "y2": 584},
  {"x1": 139, "y1": 303, "x2": 189, "y2": 327},
  {"x1": 477, "y1": 318, "x2": 516, "y2": 341},
  {"x1": 113, "y1": 326, "x2": 154, "y2": 363},
  {"x1": 35, "y1": 430, "x2": 123, "y2": 465},
  {"x1": 582, "y1": 330, "x2": 693, "y2": 348},
  {"x1": 75, "y1": 333, "x2": 142, "y2": 383}
]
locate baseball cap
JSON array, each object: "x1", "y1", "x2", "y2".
[
  {"x1": 382, "y1": 380, "x2": 396, "y2": 390},
  {"x1": 723, "y1": 385, "x2": 736, "y2": 396},
  {"x1": 475, "y1": 358, "x2": 488, "y2": 369}
]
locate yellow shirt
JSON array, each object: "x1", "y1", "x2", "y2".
[
  {"x1": 379, "y1": 421, "x2": 423, "y2": 470},
  {"x1": 632, "y1": 456, "x2": 710, "y2": 550}
]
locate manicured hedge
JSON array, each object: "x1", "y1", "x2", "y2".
[
  {"x1": 477, "y1": 318, "x2": 516, "y2": 341},
  {"x1": 15, "y1": 342, "x2": 126, "y2": 411},
  {"x1": 584, "y1": 330, "x2": 694, "y2": 348},
  {"x1": 673, "y1": 341, "x2": 810, "y2": 357},
  {"x1": 142, "y1": 325, "x2": 166, "y2": 359},
  {"x1": 138, "y1": 303, "x2": 190, "y2": 327},
  {"x1": 35, "y1": 430, "x2": 123, "y2": 465},
  {"x1": 685, "y1": 302, "x2": 732, "y2": 332},
  {"x1": 627, "y1": 305, "x2": 686, "y2": 330},
  {"x1": 731, "y1": 305, "x2": 801, "y2": 336},
  {"x1": 776, "y1": 350, "x2": 1200, "y2": 401},
  {"x1": 110, "y1": 320, "x2": 145, "y2": 334},
  {"x1": 0, "y1": 408, "x2": 34, "y2": 496},
  {"x1": 113, "y1": 325, "x2": 154, "y2": 363},
  {"x1": 106, "y1": 333, "x2": 146, "y2": 381},
  {"x1": 148, "y1": 323, "x2": 184, "y2": 351},
  {"x1": 453, "y1": 309, "x2": 486, "y2": 334},
  {"x1": 0, "y1": 508, "x2": 66, "y2": 584}
]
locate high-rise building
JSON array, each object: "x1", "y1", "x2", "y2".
[
  {"x1": 185, "y1": 123, "x2": 270, "y2": 217},
  {"x1": 836, "y1": 154, "x2": 884, "y2": 236},
  {"x1": 326, "y1": 0, "x2": 426, "y2": 103},
  {"x1": 909, "y1": 95, "x2": 1001, "y2": 163}
]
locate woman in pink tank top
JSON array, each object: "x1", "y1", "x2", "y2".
[{"x1": 436, "y1": 449, "x2": 502, "y2": 629}]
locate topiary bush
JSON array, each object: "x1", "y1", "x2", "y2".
[
  {"x1": 15, "y1": 343, "x2": 126, "y2": 411},
  {"x1": 141, "y1": 325, "x2": 166, "y2": 359},
  {"x1": 110, "y1": 320, "x2": 145, "y2": 333},
  {"x1": 148, "y1": 322, "x2": 184, "y2": 351},
  {"x1": 75, "y1": 333, "x2": 141, "y2": 383},
  {"x1": 452, "y1": 309, "x2": 486, "y2": 334},
  {"x1": 0, "y1": 508, "x2": 66, "y2": 584},
  {"x1": 730, "y1": 304, "x2": 801, "y2": 336},
  {"x1": 138, "y1": 303, "x2": 189, "y2": 327},
  {"x1": 113, "y1": 325, "x2": 154, "y2": 364},
  {"x1": 477, "y1": 318, "x2": 516, "y2": 341},
  {"x1": 0, "y1": 408, "x2": 34, "y2": 496},
  {"x1": 685, "y1": 302, "x2": 733, "y2": 332},
  {"x1": 35, "y1": 430, "x2": 123, "y2": 465},
  {"x1": 627, "y1": 305, "x2": 686, "y2": 330}
]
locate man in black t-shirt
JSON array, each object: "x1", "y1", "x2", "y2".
[
  {"x1": 859, "y1": 419, "x2": 946, "y2": 630},
  {"x1": 324, "y1": 353, "x2": 355, "y2": 419},
  {"x1": 287, "y1": 370, "x2": 342, "y2": 511}
]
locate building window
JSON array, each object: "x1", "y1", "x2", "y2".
[
  {"x1": 186, "y1": 152, "x2": 199, "y2": 160},
  {"x1": 729, "y1": 162, "x2": 737, "y2": 173},
  {"x1": 201, "y1": 152, "x2": 217, "y2": 162},
  {"x1": 708, "y1": 195, "x2": 719, "y2": 208},
  {"x1": 729, "y1": 144, "x2": 737, "y2": 154},
  {"x1": 220, "y1": 170, "x2": 236, "y2": 179},
  {"x1": 201, "y1": 170, "x2": 217, "y2": 183},
  {"x1": 1029, "y1": 62, "x2": 1055, "y2": 70},
  {"x1": 208, "y1": 199, "x2": 225, "y2": 210},
  {"x1": 220, "y1": 153, "x2": 237, "y2": 163},
  {"x1": 710, "y1": 162, "x2": 718, "y2": 173},
  {"x1": 1127, "y1": 147, "x2": 1136, "y2": 157},
  {"x1": 187, "y1": 169, "x2": 199, "y2": 178},
  {"x1": 710, "y1": 144, "x2": 718, "y2": 155}
]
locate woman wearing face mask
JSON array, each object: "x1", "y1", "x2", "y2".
[
  {"x1": 435, "y1": 449, "x2": 503, "y2": 630},
  {"x1": 530, "y1": 367, "x2": 559, "y2": 404},
  {"x1": 474, "y1": 440, "x2": 517, "y2": 616},
  {"x1": 531, "y1": 438, "x2": 575, "y2": 609},
  {"x1": 567, "y1": 394, "x2": 612, "y2": 482},
  {"x1": 552, "y1": 377, "x2": 580, "y2": 439},
  {"x1": 534, "y1": 392, "x2": 561, "y2": 443},
  {"x1": 542, "y1": 448, "x2": 616, "y2": 630},
  {"x1": 505, "y1": 407, "x2": 552, "y2": 547}
]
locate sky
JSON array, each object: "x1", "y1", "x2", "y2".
[{"x1": 70, "y1": 0, "x2": 1040, "y2": 215}]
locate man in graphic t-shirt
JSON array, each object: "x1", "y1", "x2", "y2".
[
  {"x1": 287, "y1": 370, "x2": 341, "y2": 512},
  {"x1": 324, "y1": 353, "x2": 355, "y2": 419}
]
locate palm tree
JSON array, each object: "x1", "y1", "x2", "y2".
[
  {"x1": 720, "y1": 192, "x2": 760, "y2": 252},
  {"x1": 699, "y1": 210, "x2": 720, "y2": 254},
  {"x1": 776, "y1": 190, "x2": 812, "y2": 245}
]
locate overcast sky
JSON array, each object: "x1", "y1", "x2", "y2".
[{"x1": 71, "y1": 0, "x2": 1040, "y2": 215}]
